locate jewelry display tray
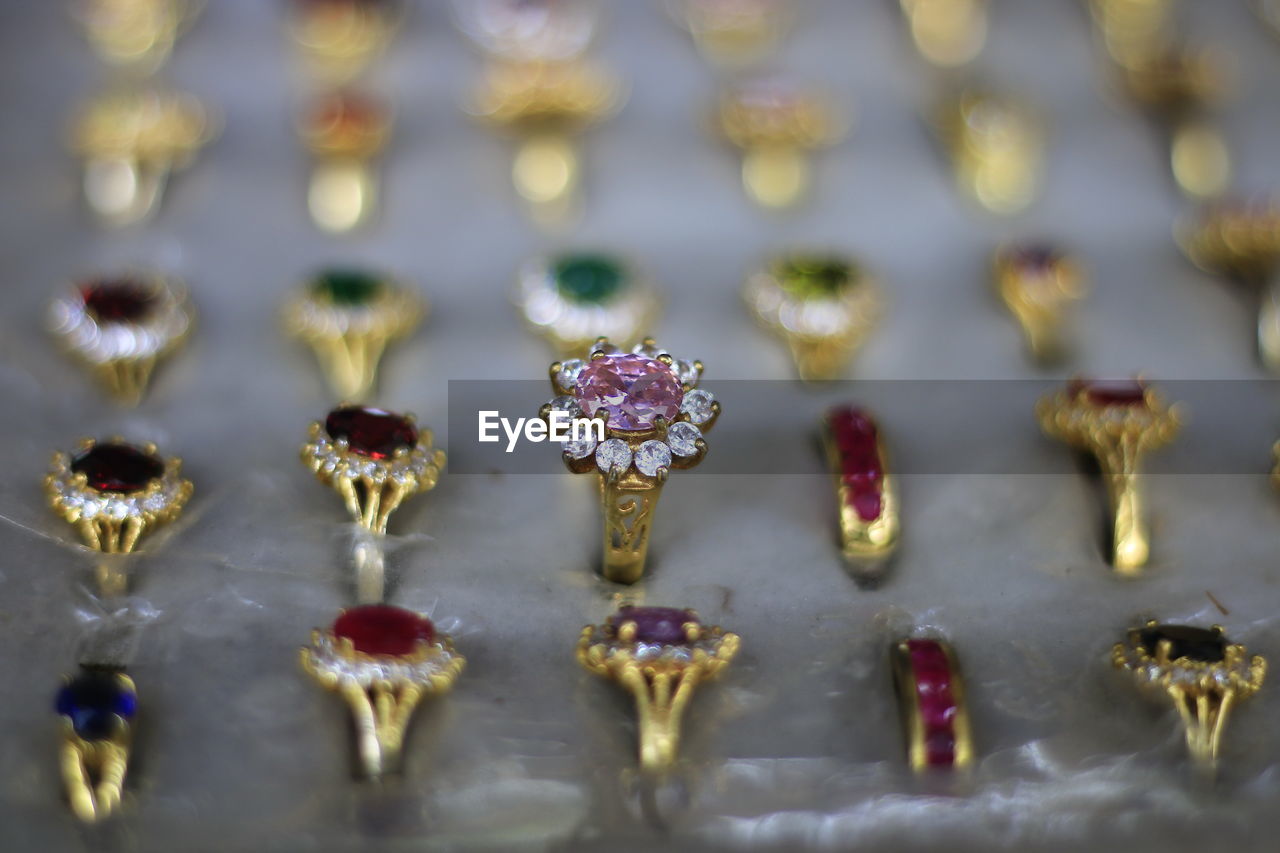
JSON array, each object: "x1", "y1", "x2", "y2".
[{"x1": 2, "y1": 2, "x2": 1279, "y2": 850}]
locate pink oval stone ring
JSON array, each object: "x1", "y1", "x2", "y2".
[{"x1": 541, "y1": 337, "x2": 719, "y2": 584}]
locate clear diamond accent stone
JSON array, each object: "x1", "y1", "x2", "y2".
[
  {"x1": 681, "y1": 389, "x2": 716, "y2": 425},
  {"x1": 565, "y1": 433, "x2": 598, "y2": 459},
  {"x1": 666, "y1": 421, "x2": 701, "y2": 457},
  {"x1": 557, "y1": 358, "x2": 585, "y2": 391},
  {"x1": 548, "y1": 395, "x2": 583, "y2": 418},
  {"x1": 634, "y1": 440, "x2": 672, "y2": 477},
  {"x1": 676, "y1": 359, "x2": 700, "y2": 385},
  {"x1": 595, "y1": 439, "x2": 632, "y2": 473},
  {"x1": 632, "y1": 341, "x2": 669, "y2": 360}
]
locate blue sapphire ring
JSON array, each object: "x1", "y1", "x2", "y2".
[{"x1": 56, "y1": 666, "x2": 137, "y2": 822}]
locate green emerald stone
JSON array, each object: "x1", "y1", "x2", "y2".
[
  {"x1": 774, "y1": 255, "x2": 857, "y2": 300},
  {"x1": 552, "y1": 254, "x2": 626, "y2": 305},
  {"x1": 312, "y1": 269, "x2": 385, "y2": 306}
]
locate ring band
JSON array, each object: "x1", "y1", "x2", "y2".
[
  {"x1": 891, "y1": 637, "x2": 974, "y2": 772},
  {"x1": 822, "y1": 405, "x2": 898, "y2": 575}
]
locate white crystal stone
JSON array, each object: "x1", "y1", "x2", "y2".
[
  {"x1": 557, "y1": 358, "x2": 585, "y2": 390},
  {"x1": 595, "y1": 439, "x2": 632, "y2": 473},
  {"x1": 681, "y1": 389, "x2": 716, "y2": 425},
  {"x1": 565, "y1": 433, "x2": 597, "y2": 459},
  {"x1": 632, "y1": 341, "x2": 669, "y2": 360},
  {"x1": 548, "y1": 395, "x2": 583, "y2": 418},
  {"x1": 634, "y1": 440, "x2": 672, "y2": 477},
  {"x1": 676, "y1": 359, "x2": 701, "y2": 385},
  {"x1": 666, "y1": 421, "x2": 701, "y2": 457},
  {"x1": 81, "y1": 499, "x2": 102, "y2": 519}
]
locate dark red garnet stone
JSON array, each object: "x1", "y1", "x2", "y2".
[
  {"x1": 71, "y1": 443, "x2": 164, "y2": 493},
  {"x1": 80, "y1": 279, "x2": 157, "y2": 324},
  {"x1": 324, "y1": 406, "x2": 418, "y2": 459},
  {"x1": 828, "y1": 405, "x2": 884, "y2": 522},
  {"x1": 333, "y1": 605, "x2": 435, "y2": 657},
  {"x1": 1068, "y1": 378, "x2": 1147, "y2": 407}
]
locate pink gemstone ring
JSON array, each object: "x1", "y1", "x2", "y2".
[
  {"x1": 542, "y1": 337, "x2": 718, "y2": 584},
  {"x1": 891, "y1": 637, "x2": 974, "y2": 773},
  {"x1": 1037, "y1": 378, "x2": 1181, "y2": 573},
  {"x1": 577, "y1": 605, "x2": 740, "y2": 772},
  {"x1": 301, "y1": 604, "x2": 465, "y2": 777},
  {"x1": 822, "y1": 405, "x2": 898, "y2": 579}
]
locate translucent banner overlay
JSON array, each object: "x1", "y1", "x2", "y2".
[{"x1": 444, "y1": 380, "x2": 1280, "y2": 476}]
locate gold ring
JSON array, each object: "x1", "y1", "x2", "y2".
[
  {"x1": 1114, "y1": 621, "x2": 1266, "y2": 770},
  {"x1": 302, "y1": 405, "x2": 446, "y2": 535},
  {"x1": 1037, "y1": 379, "x2": 1180, "y2": 573},
  {"x1": 470, "y1": 59, "x2": 623, "y2": 225},
  {"x1": 290, "y1": 0, "x2": 398, "y2": 83},
  {"x1": 1177, "y1": 198, "x2": 1280, "y2": 372},
  {"x1": 822, "y1": 406, "x2": 898, "y2": 578},
  {"x1": 71, "y1": 89, "x2": 215, "y2": 227},
  {"x1": 1117, "y1": 46, "x2": 1230, "y2": 201},
  {"x1": 577, "y1": 606, "x2": 739, "y2": 772},
  {"x1": 898, "y1": 0, "x2": 988, "y2": 67},
  {"x1": 302, "y1": 604, "x2": 464, "y2": 778},
  {"x1": 934, "y1": 87, "x2": 1043, "y2": 215},
  {"x1": 671, "y1": 0, "x2": 792, "y2": 67},
  {"x1": 49, "y1": 272, "x2": 194, "y2": 405},
  {"x1": 745, "y1": 252, "x2": 879, "y2": 381},
  {"x1": 717, "y1": 74, "x2": 843, "y2": 210},
  {"x1": 891, "y1": 637, "x2": 974, "y2": 772},
  {"x1": 46, "y1": 438, "x2": 193, "y2": 597},
  {"x1": 284, "y1": 268, "x2": 423, "y2": 400},
  {"x1": 75, "y1": 0, "x2": 198, "y2": 71},
  {"x1": 297, "y1": 89, "x2": 392, "y2": 232},
  {"x1": 55, "y1": 666, "x2": 137, "y2": 822},
  {"x1": 543, "y1": 338, "x2": 717, "y2": 584},
  {"x1": 517, "y1": 252, "x2": 660, "y2": 357},
  {"x1": 992, "y1": 244, "x2": 1086, "y2": 365}
]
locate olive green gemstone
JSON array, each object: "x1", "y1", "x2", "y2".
[
  {"x1": 312, "y1": 269, "x2": 385, "y2": 306},
  {"x1": 774, "y1": 255, "x2": 857, "y2": 300},
  {"x1": 552, "y1": 254, "x2": 626, "y2": 305}
]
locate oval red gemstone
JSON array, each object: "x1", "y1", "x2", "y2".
[
  {"x1": 1068, "y1": 378, "x2": 1147, "y2": 407},
  {"x1": 829, "y1": 406, "x2": 878, "y2": 454},
  {"x1": 71, "y1": 443, "x2": 164, "y2": 493},
  {"x1": 80, "y1": 278, "x2": 156, "y2": 324},
  {"x1": 610, "y1": 606, "x2": 697, "y2": 646},
  {"x1": 332, "y1": 605, "x2": 435, "y2": 657},
  {"x1": 324, "y1": 406, "x2": 418, "y2": 459}
]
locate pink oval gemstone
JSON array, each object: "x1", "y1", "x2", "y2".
[
  {"x1": 332, "y1": 605, "x2": 434, "y2": 657},
  {"x1": 575, "y1": 354, "x2": 683, "y2": 431}
]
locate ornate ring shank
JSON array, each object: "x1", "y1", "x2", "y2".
[{"x1": 598, "y1": 470, "x2": 664, "y2": 585}]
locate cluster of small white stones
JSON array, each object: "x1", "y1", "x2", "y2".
[
  {"x1": 519, "y1": 259, "x2": 657, "y2": 344},
  {"x1": 307, "y1": 633, "x2": 459, "y2": 688},
  {"x1": 584, "y1": 624, "x2": 730, "y2": 665},
  {"x1": 284, "y1": 283, "x2": 417, "y2": 338},
  {"x1": 47, "y1": 458, "x2": 187, "y2": 522},
  {"x1": 303, "y1": 431, "x2": 441, "y2": 487},
  {"x1": 1117, "y1": 645, "x2": 1251, "y2": 689},
  {"x1": 48, "y1": 282, "x2": 190, "y2": 364},
  {"x1": 547, "y1": 340, "x2": 712, "y2": 479}
]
